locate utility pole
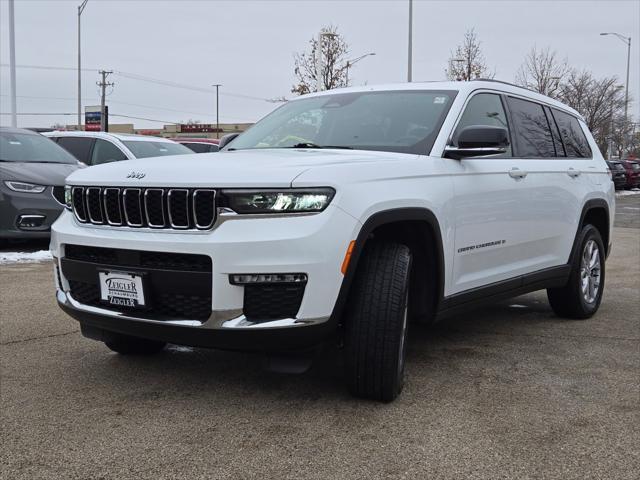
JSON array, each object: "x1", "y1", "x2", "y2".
[
  {"x1": 212, "y1": 84, "x2": 221, "y2": 139},
  {"x1": 97, "y1": 70, "x2": 113, "y2": 132},
  {"x1": 407, "y1": 0, "x2": 413, "y2": 82},
  {"x1": 8, "y1": 0, "x2": 17, "y2": 127},
  {"x1": 77, "y1": 0, "x2": 89, "y2": 130}
]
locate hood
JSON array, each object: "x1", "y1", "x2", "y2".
[
  {"x1": 65, "y1": 148, "x2": 411, "y2": 187},
  {"x1": 0, "y1": 161, "x2": 81, "y2": 186}
]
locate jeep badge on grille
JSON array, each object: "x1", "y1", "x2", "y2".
[{"x1": 126, "y1": 171, "x2": 146, "y2": 179}]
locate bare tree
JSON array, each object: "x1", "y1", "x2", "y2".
[
  {"x1": 515, "y1": 46, "x2": 569, "y2": 96},
  {"x1": 292, "y1": 26, "x2": 350, "y2": 95},
  {"x1": 445, "y1": 29, "x2": 494, "y2": 81},
  {"x1": 558, "y1": 70, "x2": 628, "y2": 156}
]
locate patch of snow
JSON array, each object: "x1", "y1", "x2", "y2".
[
  {"x1": 0, "y1": 250, "x2": 53, "y2": 264},
  {"x1": 616, "y1": 189, "x2": 640, "y2": 196}
]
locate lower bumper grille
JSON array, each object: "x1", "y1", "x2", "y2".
[
  {"x1": 243, "y1": 284, "x2": 305, "y2": 320},
  {"x1": 63, "y1": 245, "x2": 212, "y2": 321}
]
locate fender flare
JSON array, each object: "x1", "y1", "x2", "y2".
[
  {"x1": 568, "y1": 198, "x2": 611, "y2": 263},
  {"x1": 328, "y1": 207, "x2": 445, "y2": 325}
]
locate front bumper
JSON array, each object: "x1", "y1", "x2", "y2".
[
  {"x1": 0, "y1": 185, "x2": 64, "y2": 239},
  {"x1": 51, "y1": 205, "x2": 360, "y2": 351}
]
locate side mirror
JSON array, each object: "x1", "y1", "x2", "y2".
[
  {"x1": 444, "y1": 125, "x2": 509, "y2": 159},
  {"x1": 219, "y1": 132, "x2": 241, "y2": 150}
]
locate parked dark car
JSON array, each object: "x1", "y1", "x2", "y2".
[
  {"x1": 172, "y1": 137, "x2": 220, "y2": 153},
  {"x1": 618, "y1": 159, "x2": 640, "y2": 189},
  {"x1": 0, "y1": 127, "x2": 82, "y2": 239},
  {"x1": 606, "y1": 160, "x2": 627, "y2": 190}
]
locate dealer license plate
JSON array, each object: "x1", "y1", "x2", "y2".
[{"x1": 99, "y1": 271, "x2": 146, "y2": 308}]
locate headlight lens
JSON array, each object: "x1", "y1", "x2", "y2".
[
  {"x1": 64, "y1": 185, "x2": 73, "y2": 210},
  {"x1": 4, "y1": 181, "x2": 46, "y2": 194},
  {"x1": 222, "y1": 188, "x2": 335, "y2": 214}
]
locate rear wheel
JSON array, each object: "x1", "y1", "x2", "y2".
[
  {"x1": 105, "y1": 333, "x2": 166, "y2": 355},
  {"x1": 547, "y1": 224, "x2": 605, "y2": 319},
  {"x1": 344, "y1": 242, "x2": 412, "y2": 402}
]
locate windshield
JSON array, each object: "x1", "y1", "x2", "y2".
[
  {"x1": 0, "y1": 131, "x2": 78, "y2": 164},
  {"x1": 123, "y1": 140, "x2": 192, "y2": 159},
  {"x1": 228, "y1": 90, "x2": 457, "y2": 155}
]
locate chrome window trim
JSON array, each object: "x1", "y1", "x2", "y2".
[
  {"x1": 144, "y1": 188, "x2": 166, "y2": 228},
  {"x1": 71, "y1": 186, "x2": 87, "y2": 222},
  {"x1": 167, "y1": 189, "x2": 190, "y2": 229},
  {"x1": 102, "y1": 187, "x2": 122, "y2": 226},
  {"x1": 193, "y1": 189, "x2": 216, "y2": 230},
  {"x1": 122, "y1": 188, "x2": 144, "y2": 227}
]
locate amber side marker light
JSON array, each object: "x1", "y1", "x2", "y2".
[{"x1": 341, "y1": 240, "x2": 356, "y2": 275}]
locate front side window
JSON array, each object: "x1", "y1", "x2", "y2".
[
  {"x1": 91, "y1": 139, "x2": 128, "y2": 165},
  {"x1": 227, "y1": 90, "x2": 457, "y2": 155},
  {"x1": 507, "y1": 97, "x2": 555, "y2": 158},
  {"x1": 123, "y1": 141, "x2": 192, "y2": 159},
  {"x1": 551, "y1": 109, "x2": 592, "y2": 158},
  {"x1": 452, "y1": 93, "x2": 512, "y2": 157},
  {"x1": 0, "y1": 132, "x2": 78, "y2": 164}
]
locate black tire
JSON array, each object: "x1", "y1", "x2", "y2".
[
  {"x1": 105, "y1": 334, "x2": 166, "y2": 355},
  {"x1": 547, "y1": 224, "x2": 605, "y2": 319},
  {"x1": 344, "y1": 242, "x2": 412, "y2": 402}
]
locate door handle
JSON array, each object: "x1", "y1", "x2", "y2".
[
  {"x1": 508, "y1": 167, "x2": 528, "y2": 179},
  {"x1": 567, "y1": 168, "x2": 581, "y2": 178}
]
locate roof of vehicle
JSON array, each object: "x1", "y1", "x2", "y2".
[
  {"x1": 172, "y1": 138, "x2": 220, "y2": 144},
  {"x1": 300, "y1": 79, "x2": 584, "y2": 121},
  {"x1": 43, "y1": 131, "x2": 178, "y2": 143},
  {"x1": 0, "y1": 126, "x2": 42, "y2": 135}
]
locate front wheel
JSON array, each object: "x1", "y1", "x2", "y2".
[
  {"x1": 344, "y1": 242, "x2": 412, "y2": 402},
  {"x1": 547, "y1": 224, "x2": 605, "y2": 319}
]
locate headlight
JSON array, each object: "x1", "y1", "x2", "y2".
[
  {"x1": 64, "y1": 185, "x2": 73, "y2": 210},
  {"x1": 222, "y1": 188, "x2": 335, "y2": 214},
  {"x1": 4, "y1": 181, "x2": 46, "y2": 194}
]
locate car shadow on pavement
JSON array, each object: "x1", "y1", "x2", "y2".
[{"x1": 78, "y1": 292, "x2": 563, "y2": 405}]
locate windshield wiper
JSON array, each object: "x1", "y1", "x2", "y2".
[{"x1": 288, "y1": 142, "x2": 353, "y2": 150}]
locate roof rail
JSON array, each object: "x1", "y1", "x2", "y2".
[{"x1": 471, "y1": 78, "x2": 541, "y2": 94}]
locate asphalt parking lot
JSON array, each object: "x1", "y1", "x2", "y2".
[{"x1": 1, "y1": 195, "x2": 638, "y2": 479}]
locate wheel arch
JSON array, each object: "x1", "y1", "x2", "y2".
[
  {"x1": 570, "y1": 199, "x2": 611, "y2": 263},
  {"x1": 329, "y1": 207, "x2": 445, "y2": 326}
]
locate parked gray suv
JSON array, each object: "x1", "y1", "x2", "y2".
[{"x1": 0, "y1": 127, "x2": 82, "y2": 239}]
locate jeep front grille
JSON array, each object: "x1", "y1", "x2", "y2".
[{"x1": 70, "y1": 186, "x2": 216, "y2": 230}]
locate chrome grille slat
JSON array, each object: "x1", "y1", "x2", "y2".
[
  {"x1": 193, "y1": 189, "x2": 216, "y2": 229},
  {"x1": 167, "y1": 189, "x2": 190, "y2": 229},
  {"x1": 123, "y1": 188, "x2": 143, "y2": 227},
  {"x1": 103, "y1": 188, "x2": 122, "y2": 225},
  {"x1": 144, "y1": 189, "x2": 166, "y2": 228},
  {"x1": 70, "y1": 187, "x2": 216, "y2": 230},
  {"x1": 85, "y1": 187, "x2": 104, "y2": 224}
]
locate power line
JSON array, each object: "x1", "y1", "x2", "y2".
[
  {"x1": 0, "y1": 63, "x2": 273, "y2": 102},
  {"x1": 0, "y1": 94, "x2": 253, "y2": 121}
]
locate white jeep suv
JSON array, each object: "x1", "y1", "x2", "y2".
[{"x1": 51, "y1": 80, "x2": 614, "y2": 401}]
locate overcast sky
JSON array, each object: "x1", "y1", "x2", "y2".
[{"x1": 1, "y1": 0, "x2": 638, "y2": 129}]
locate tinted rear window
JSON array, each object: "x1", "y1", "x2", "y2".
[
  {"x1": 551, "y1": 109, "x2": 592, "y2": 158},
  {"x1": 183, "y1": 142, "x2": 218, "y2": 153},
  {"x1": 506, "y1": 97, "x2": 555, "y2": 158},
  {"x1": 57, "y1": 136, "x2": 95, "y2": 163}
]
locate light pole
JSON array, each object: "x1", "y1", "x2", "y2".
[
  {"x1": 345, "y1": 53, "x2": 376, "y2": 85},
  {"x1": 77, "y1": 0, "x2": 89, "y2": 130},
  {"x1": 212, "y1": 84, "x2": 221, "y2": 139},
  {"x1": 316, "y1": 32, "x2": 337, "y2": 92},
  {"x1": 600, "y1": 32, "x2": 631, "y2": 155},
  {"x1": 407, "y1": 0, "x2": 413, "y2": 82},
  {"x1": 8, "y1": 0, "x2": 17, "y2": 127}
]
